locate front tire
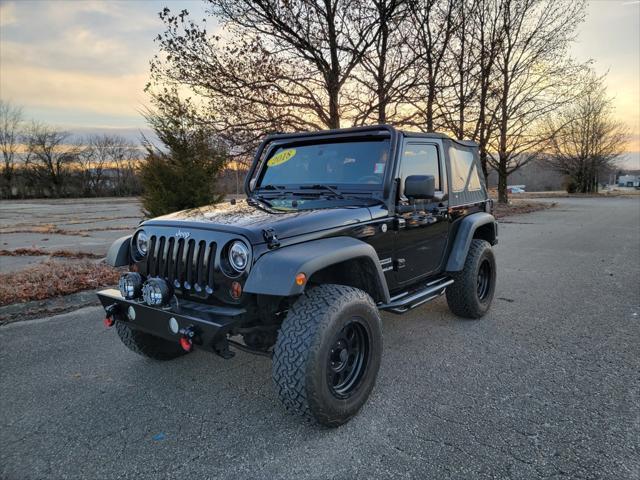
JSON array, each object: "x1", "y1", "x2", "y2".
[
  {"x1": 115, "y1": 322, "x2": 186, "y2": 361},
  {"x1": 446, "y1": 239, "x2": 496, "y2": 319},
  {"x1": 272, "y1": 285, "x2": 383, "y2": 427}
]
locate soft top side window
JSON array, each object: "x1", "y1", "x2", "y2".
[
  {"x1": 399, "y1": 143, "x2": 440, "y2": 192},
  {"x1": 449, "y1": 146, "x2": 481, "y2": 192}
]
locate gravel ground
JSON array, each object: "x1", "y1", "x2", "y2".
[
  {"x1": 0, "y1": 196, "x2": 639, "y2": 480},
  {"x1": 0, "y1": 198, "x2": 143, "y2": 273}
]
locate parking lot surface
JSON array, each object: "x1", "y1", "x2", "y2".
[{"x1": 1, "y1": 197, "x2": 639, "y2": 479}]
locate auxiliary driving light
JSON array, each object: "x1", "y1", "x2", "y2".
[
  {"x1": 142, "y1": 278, "x2": 172, "y2": 306},
  {"x1": 118, "y1": 272, "x2": 143, "y2": 299}
]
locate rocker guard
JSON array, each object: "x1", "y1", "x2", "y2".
[{"x1": 97, "y1": 289, "x2": 245, "y2": 356}]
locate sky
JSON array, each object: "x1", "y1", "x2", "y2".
[{"x1": 0, "y1": 0, "x2": 639, "y2": 166}]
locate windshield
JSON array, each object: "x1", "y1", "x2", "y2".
[{"x1": 257, "y1": 138, "x2": 390, "y2": 189}]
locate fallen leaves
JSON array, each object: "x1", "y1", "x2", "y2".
[
  {"x1": 493, "y1": 201, "x2": 555, "y2": 219},
  {"x1": 0, "y1": 248, "x2": 104, "y2": 259},
  {"x1": 0, "y1": 260, "x2": 120, "y2": 306}
]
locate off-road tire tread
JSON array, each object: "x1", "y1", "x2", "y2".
[
  {"x1": 446, "y1": 239, "x2": 495, "y2": 319},
  {"x1": 272, "y1": 284, "x2": 380, "y2": 427},
  {"x1": 115, "y1": 322, "x2": 185, "y2": 361}
]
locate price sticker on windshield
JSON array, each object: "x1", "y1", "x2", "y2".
[{"x1": 267, "y1": 149, "x2": 296, "y2": 167}]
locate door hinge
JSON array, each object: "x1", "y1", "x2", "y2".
[
  {"x1": 393, "y1": 217, "x2": 406, "y2": 230},
  {"x1": 394, "y1": 258, "x2": 406, "y2": 270}
]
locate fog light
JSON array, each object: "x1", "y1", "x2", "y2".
[
  {"x1": 119, "y1": 272, "x2": 143, "y2": 299},
  {"x1": 142, "y1": 278, "x2": 172, "y2": 306},
  {"x1": 127, "y1": 306, "x2": 136, "y2": 321}
]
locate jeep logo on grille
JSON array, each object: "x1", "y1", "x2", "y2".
[{"x1": 175, "y1": 230, "x2": 191, "y2": 239}]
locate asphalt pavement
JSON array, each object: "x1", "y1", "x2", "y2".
[{"x1": 1, "y1": 197, "x2": 639, "y2": 480}]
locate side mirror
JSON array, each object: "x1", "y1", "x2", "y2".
[{"x1": 404, "y1": 175, "x2": 435, "y2": 199}]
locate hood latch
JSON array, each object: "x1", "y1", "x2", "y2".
[{"x1": 263, "y1": 228, "x2": 281, "y2": 249}]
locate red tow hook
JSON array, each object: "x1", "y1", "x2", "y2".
[
  {"x1": 179, "y1": 328, "x2": 195, "y2": 352},
  {"x1": 103, "y1": 304, "x2": 118, "y2": 328}
]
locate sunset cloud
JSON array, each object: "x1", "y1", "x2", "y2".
[
  {"x1": 0, "y1": 0, "x2": 208, "y2": 128},
  {"x1": 0, "y1": 0, "x2": 637, "y2": 161}
]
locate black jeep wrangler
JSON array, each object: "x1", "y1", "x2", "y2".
[{"x1": 98, "y1": 125, "x2": 497, "y2": 427}]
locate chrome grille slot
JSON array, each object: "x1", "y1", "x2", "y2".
[
  {"x1": 147, "y1": 236, "x2": 157, "y2": 277},
  {"x1": 142, "y1": 234, "x2": 216, "y2": 295},
  {"x1": 185, "y1": 239, "x2": 195, "y2": 289},
  {"x1": 195, "y1": 240, "x2": 206, "y2": 291},
  {"x1": 175, "y1": 238, "x2": 185, "y2": 286}
]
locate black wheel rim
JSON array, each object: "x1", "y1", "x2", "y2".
[
  {"x1": 477, "y1": 259, "x2": 492, "y2": 301},
  {"x1": 327, "y1": 320, "x2": 369, "y2": 399}
]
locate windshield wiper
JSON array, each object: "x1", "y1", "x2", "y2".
[
  {"x1": 255, "y1": 184, "x2": 285, "y2": 192},
  {"x1": 248, "y1": 195, "x2": 274, "y2": 208},
  {"x1": 299, "y1": 184, "x2": 343, "y2": 198}
]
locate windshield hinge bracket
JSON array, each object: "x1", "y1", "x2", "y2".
[{"x1": 262, "y1": 228, "x2": 281, "y2": 249}]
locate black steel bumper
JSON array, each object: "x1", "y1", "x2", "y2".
[{"x1": 97, "y1": 289, "x2": 246, "y2": 357}]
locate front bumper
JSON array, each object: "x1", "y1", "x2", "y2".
[{"x1": 97, "y1": 289, "x2": 246, "y2": 357}]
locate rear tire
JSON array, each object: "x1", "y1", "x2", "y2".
[
  {"x1": 272, "y1": 284, "x2": 383, "y2": 427},
  {"x1": 446, "y1": 239, "x2": 496, "y2": 319},
  {"x1": 115, "y1": 322, "x2": 186, "y2": 361}
]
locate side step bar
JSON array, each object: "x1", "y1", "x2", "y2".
[{"x1": 380, "y1": 277, "x2": 454, "y2": 314}]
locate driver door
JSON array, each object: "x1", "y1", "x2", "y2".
[{"x1": 394, "y1": 142, "x2": 449, "y2": 286}]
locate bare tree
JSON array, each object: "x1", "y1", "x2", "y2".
[
  {"x1": 439, "y1": 0, "x2": 505, "y2": 183},
  {"x1": 348, "y1": 0, "x2": 421, "y2": 125},
  {"x1": 149, "y1": 1, "x2": 382, "y2": 155},
  {"x1": 488, "y1": 0, "x2": 587, "y2": 203},
  {"x1": 0, "y1": 100, "x2": 24, "y2": 197},
  {"x1": 80, "y1": 135, "x2": 140, "y2": 196},
  {"x1": 24, "y1": 123, "x2": 83, "y2": 197},
  {"x1": 408, "y1": 0, "x2": 460, "y2": 132},
  {"x1": 545, "y1": 75, "x2": 627, "y2": 193}
]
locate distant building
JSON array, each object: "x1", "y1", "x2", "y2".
[
  {"x1": 487, "y1": 159, "x2": 565, "y2": 192},
  {"x1": 618, "y1": 174, "x2": 640, "y2": 187}
]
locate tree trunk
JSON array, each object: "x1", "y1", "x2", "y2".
[
  {"x1": 497, "y1": 157, "x2": 509, "y2": 204},
  {"x1": 377, "y1": 5, "x2": 388, "y2": 125},
  {"x1": 328, "y1": 85, "x2": 340, "y2": 129},
  {"x1": 426, "y1": 87, "x2": 435, "y2": 132},
  {"x1": 479, "y1": 149, "x2": 489, "y2": 186}
]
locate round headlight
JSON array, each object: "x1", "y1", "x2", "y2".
[
  {"x1": 118, "y1": 272, "x2": 143, "y2": 300},
  {"x1": 135, "y1": 230, "x2": 148, "y2": 257},
  {"x1": 229, "y1": 241, "x2": 249, "y2": 272}
]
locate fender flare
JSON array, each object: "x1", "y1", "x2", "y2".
[
  {"x1": 244, "y1": 236, "x2": 390, "y2": 303},
  {"x1": 446, "y1": 212, "x2": 497, "y2": 272},
  {"x1": 106, "y1": 235, "x2": 131, "y2": 267}
]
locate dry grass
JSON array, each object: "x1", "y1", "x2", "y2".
[
  {"x1": 0, "y1": 225, "x2": 90, "y2": 237},
  {"x1": 0, "y1": 260, "x2": 120, "y2": 306},
  {"x1": 493, "y1": 200, "x2": 555, "y2": 219},
  {"x1": 0, "y1": 248, "x2": 104, "y2": 259},
  {"x1": 0, "y1": 224, "x2": 134, "y2": 236}
]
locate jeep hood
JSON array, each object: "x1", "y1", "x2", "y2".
[{"x1": 142, "y1": 199, "x2": 374, "y2": 245}]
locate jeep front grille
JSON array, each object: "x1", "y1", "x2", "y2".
[{"x1": 144, "y1": 235, "x2": 217, "y2": 294}]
